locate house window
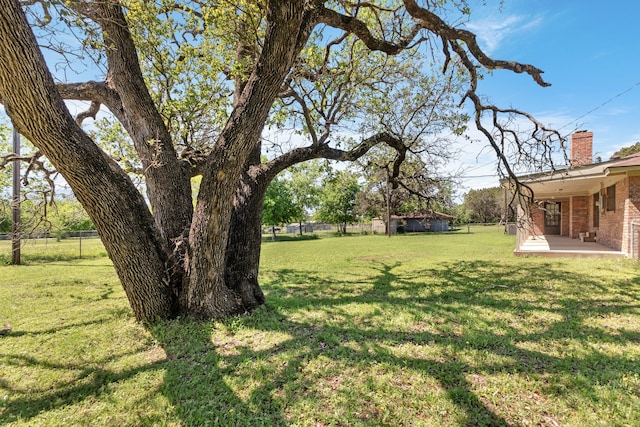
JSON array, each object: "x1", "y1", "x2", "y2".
[
  {"x1": 606, "y1": 184, "x2": 616, "y2": 211},
  {"x1": 593, "y1": 193, "x2": 599, "y2": 227}
]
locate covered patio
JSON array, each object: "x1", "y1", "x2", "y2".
[
  {"x1": 505, "y1": 131, "x2": 640, "y2": 259},
  {"x1": 515, "y1": 235, "x2": 625, "y2": 258}
]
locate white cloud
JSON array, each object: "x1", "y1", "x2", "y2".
[{"x1": 465, "y1": 14, "x2": 544, "y2": 54}]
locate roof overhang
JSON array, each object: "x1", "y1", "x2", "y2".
[
  {"x1": 605, "y1": 165, "x2": 640, "y2": 176},
  {"x1": 510, "y1": 162, "x2": 628, "y2": 200}
]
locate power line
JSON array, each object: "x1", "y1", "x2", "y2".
[
  {"x1": 455, "y1": 81, "x2": 640, "y2": 186},
  {"x1": 458, "y1": 174, "x2": 497, "y2": 179},
  {"x1": 558, "y1": 80, "x2": 640, "y2": 132}
]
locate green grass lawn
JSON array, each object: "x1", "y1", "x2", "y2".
[{"x1": 1, "y1": 226, "x2": 639, "y2": 426}]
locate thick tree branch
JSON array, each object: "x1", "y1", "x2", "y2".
[
  {"x1": 56, "y1": 81, "x2": 120, "y2": 106},
  {"x1": 318, "y1": 7, "x2": 421, "y2": 54},
  {"x1": 252, "y1": 131, "x2": 406, "y2": 184},
  {"x1": 320, "y1": 2, "x2": 549, "y2": 87},
  {"x1": 64, "y1": 1, "x2": 195, "y2": 247},
  {"x1": 74, "y1": 100, "x2": 101, "y2": 126}
]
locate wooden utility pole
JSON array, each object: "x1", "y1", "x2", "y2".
[
  {"x1": 504, "y1": 185, "x2": 508, "y2": 233},
  {"x1": 386, "y1": 174, "x2": 391, "y2": 238},
  {"x1": 11, "y1": 128, "x2": 20, "y2": 265}
]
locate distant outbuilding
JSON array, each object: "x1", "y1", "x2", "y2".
[{"x1": 372, "y1": 211, "x2": 455, "y2": 234}]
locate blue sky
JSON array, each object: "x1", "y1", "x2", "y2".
[
  {"x1": 3, "y1": 1, "x2": 639, "y2": 197},
  {"x1": 455, "y1": 0, "x2": 640, "y2": 191}
]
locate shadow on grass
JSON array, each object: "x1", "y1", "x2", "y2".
[
  {"x1": 146, "y1": 259, "x2": 640, "y2": 425},
  {"x1": 150, "y1": 320, "x2": 291, "y2": 425},
  {"x1": 0, "y1": 334, "x2": 165, "y2": 425},
  {"x1": 154, "y1": 258, "x2": 637, "y2": 425},
  {"x1": 2, "y1": 259, "x2": 639, "y2": 426}
]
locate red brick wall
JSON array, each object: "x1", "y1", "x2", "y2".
[
  {"x1": 570, "y1": 131, "x2": 593, "y2": 167},
  {"x1": 570, "y1": 196, "x2": 590, "y2": 238},
  {"x1": 530, "y1": 204, "x2": 545, "y2": 236},
  {"x1": 598, "y1": 179, "x2": 626, "y2": 251},
  {"x1": 522, "y1": 176, "x2": 640, "y2": 257},
  {"x1": 623, "y1": 176, "x2": 640, "y2": 257},
  {"x1": 527, "y1": 201, "x2": 569, "y2": 237}
]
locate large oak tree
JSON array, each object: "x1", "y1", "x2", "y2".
[{"x1": 0, "y1": 0, "x2": 561, "y2": 322}]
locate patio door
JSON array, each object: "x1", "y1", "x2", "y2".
[{"x1": 544, "y1": 202, "x2": 561, "y2": 235}]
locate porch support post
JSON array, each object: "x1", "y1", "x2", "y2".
[{"x1": 568, "y1": 196, "x2": 573, "y2": 239}]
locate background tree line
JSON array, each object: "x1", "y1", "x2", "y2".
[{"x1": 1, "y1": 126, "x2": 515, "y2": 239}]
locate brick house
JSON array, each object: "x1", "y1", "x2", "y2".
[{"x1": 512, "y1": 131, "x2": 640, "y2": 258}]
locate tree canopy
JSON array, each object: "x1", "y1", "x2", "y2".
[
  {"x1": 317, "y1": 170, "x2": 361, "y2": 233},
  {"x1": 287, "y1": 160, "x2": 325, "y2": 231},
  {"x1": 462, "y1": 186, "x2": 517, "y2": 224},
  {"x1": 0, "y1": 0, "x2": 562, "y2": 322},
  {"x1": 262, "y1": 176, "x2": 300, "y2": 239},
  {"x1": 612, "y1": 142, "x2": 640, "y2": 159},
  {"x1": 463, "y1": 187, "x2": 503, "y2": 224}
]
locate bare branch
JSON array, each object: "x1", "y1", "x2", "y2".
[
  {"x1": 20, "y1": 0, "x2": 52, "y2": 26},
  {"x1": 465, "y1": 88, "x2": 565, "y2": 204},
  {"x1": 402, "y1": 0, "x2": 550, "y2": 87},
  {"x1": 293, "y1": 90, "x2": 319, "y2": 145},
  {"x1": 254, "y1": 131, "x2": 406, "y2": 183},
  {"x1": 1, "y1": 151, "x2": 56, "y2": 200}
]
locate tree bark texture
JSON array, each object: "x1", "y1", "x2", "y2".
[
  {"x1": 224, "y1": 167, "x2": 268, "y2": 311},
  {"x1": 92, "y1": 3, "x2": 193, "y2": 249},
  {"x1": 0, "y1": 0, "x2": 174, "y2": 323},
  {"x1": 179, "y1": 1, "x2": 317, "y2": 318}
]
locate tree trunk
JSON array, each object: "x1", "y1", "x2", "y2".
[
  {"x1": 1, "y1": 0, "x2": 320, "y2": 322},
  {"x1": 0, "y1": 1, "x2": 175, "y2": 323},
  {"x1": 224, "y1": 149, "x2": 266, "y2": 311},
  {"x1": 93, "y1": 3, "x2": 193, "y2": 250},
  {"x1": 225, "y1": 197, "x2": 266, "y2": 310},
  {"x1": 180, "y1": 168, "x2": 245, "y2": 319},
  {"x1": 179, "y1": 1, "x2": 316, "y2": 319}
]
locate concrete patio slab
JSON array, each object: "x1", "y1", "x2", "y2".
[{"x1": 515, "y1": 235, "x2": 625, "y2": 258}]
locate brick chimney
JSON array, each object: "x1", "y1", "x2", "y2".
[{"x1": 570, "y1": 130, "x2": 593, "y2": 167}]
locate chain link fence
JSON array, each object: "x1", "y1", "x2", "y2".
[{"x1": 1, "y1": 230, "x2": 101, "y2": 263}]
